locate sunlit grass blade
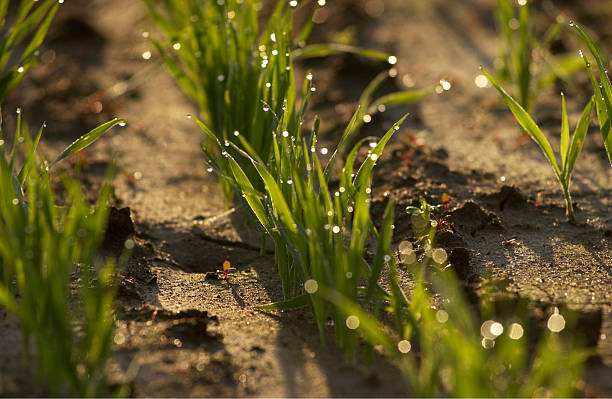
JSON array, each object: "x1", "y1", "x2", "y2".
[
  {"x1": 481, "y1": 67, "x2": 560, "y2": 177},
  {"x1": 560, "y1": 93, "x2": 570, "y2": 171},
  {"x1": 292, "y1": 43, "x2": 394, "y2": 63},
  {"x1": 257, "y1": 293, "x2": 309, "y2": 311},
  {"x1": 49, "y1": 118, "x2": 126, "y2": 168},
  {"x1": 566, "y1": 96, "x2": 595, "y2": 179},
  {"x1": 572, "y1": 23, "x2": 612, "y2": 166}
]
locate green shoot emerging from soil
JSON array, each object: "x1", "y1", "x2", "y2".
[
  {"x1": 0, "y1": 110, "x2": 125, "y2": 396},
  {"x1": 0, "y1": 0, "x2": 60, "y2": 103},
  {"x1": 571, "y1": 22, "x2": 612, "y2": 166},
  {"x1": 482, "y1": 67, "x2": 594, "y2": 223}
]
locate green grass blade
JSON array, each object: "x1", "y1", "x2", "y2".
[
  {"x1": 323, "y1": 107, "x2": 360, "y2": 182},
  {"x1": 368, "y1": 88, "x2": 434, "y2": 114},
  {"x1": 566, "y1": 96, "x2": 595, "y2": 179},
  {"x1": 257, "y1": 294, "x2": 309, "y2": 311},
  {"x1": 49, "y1": 118, "x2": 125, "y2": 168},
  {"x1": 292, "y1": 43, "x2": 393, "y2": 62},
  {"x1": 354, "y1": 114, "x2": 408, "y2": 188},
  {"x1": 481, "y1": 67, "x2": 561, "y2": 177},
  {"x1": 560, "y1": 93, "x2": 570, "y2": 172},
  {"x1": 364, "y1": 200, "x2": 394, "y2": 305},
  {"x1": 318, "y1": 285, "x2": 396, "y2": 354},
  {"x1": 572, "y1": 24, "x2": 612, "y2": 166}
]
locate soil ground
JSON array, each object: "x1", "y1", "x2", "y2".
[{"x1": 1, "y1": 0, "x2": 611, "y2": 397}]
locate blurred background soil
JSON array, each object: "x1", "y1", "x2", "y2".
[{"x1": 1, "y1": 0, "x2": 611, "y2": 396}]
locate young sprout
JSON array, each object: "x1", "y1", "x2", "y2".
[{"x1": 481, "y1": 67, "x2": 594, "y2": 223}]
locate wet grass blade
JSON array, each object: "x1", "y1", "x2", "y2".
[
  {"x1": 293, "y1": 43, "x2": 393, "y2": 63},
  {"x1": 49, "y1": 118, "x2": 125, "y2": 168},
  {"x1": 566, "y1": 96, "x2": 595, "y2": 179},
  {"x1": 572, "y1": 23, "x2": 612, "y2": 166},
  {"x1": 481, "y1": 67, "x2": 560, "y2": 177}
]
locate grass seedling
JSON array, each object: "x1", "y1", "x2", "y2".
[
  {"x1": 495, "y1": 0, "x2": 583, "y2": 113},
  {"x1": 143, "y1": 0, "x2": 417, "y2": 204},
  {"x1": 571, "y1": 22, "x2": 612, "y2": 166},
  {"x1": 319, "y1": 201, "x2": 587, "y2": 396},
  {"x1": 0, "y1": 110, "x2": 125, "y2": 396},
  {"x1": 482, "y1": 67, "x2": 594, "y2": 223},
  {"x1": 0, "y1": 0, "x2": 60, "y2": 103},
  {"x1": 191, "y1": 65, "x2": 408, "y2": 359}
]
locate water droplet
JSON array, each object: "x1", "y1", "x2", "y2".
[
  {"x1": 517, "y1": 0, "x2": 527, "y2": 6},
  {"x1": 345, "y1": 271, "x2": 352, "y2": 279},
  {"x1": 142, "y1": 51, "x2": 152, "y2": 60},
  {"x1": 207, "y1": 167, "x2": 213, "y2": 173},
  {"x1": 481, "y1": 320, "x2": 503, "y2": 339},
  {"x1": 387, "y1": 55, "x2": 398, "y2": 65},
  {"x1": 474, "y1": 74, "x2": 489, "y2": 88},
  {"x1": 217, "y1": 74, "x2": 225, "y2": 82},
  {"x1": 119, "y1": 121, "x2": 127, "y2": 127},
  {"x1": 347, "y1": 206, "x2": 354, "y2": 213},
  {"x1": 224, "y1": 140, "x2": 230, "y2": 147},
  {"x1": 16, "y1": 107, "x2": 21, "y2": 114},
  {"x1": 508, "y1": 323, "x2": 524, "y2": 340},
  {"x1": 547, "y1": 310, "x2": 565, "y2": 332},
  {"x1": 432, "y1": 248, "x2": 448, "y2": 264},
  {"x1": 399, "y1": 241, "x2": 413, "y2": 254},
  {"x1": 306, "y1": 72, "x2": 313, "y2": 80},
  {"x1": 263, "y1": 105, "x2": 270, "y2": 112},
  {"x1": 17, "y1": 66, "x2": 24, "y2": 73},
  {"x1": 285, "y1": 66, "x2": 291, "y2": 71},
  {"x1": 369, "y1": 153, "x2": 378, "y2": 161},
  {"x1": 481, "y1": 338, "x2": 495, "y2": 349},
  {"x1": 270, "y1": 33, "x2": 276, "y2": 42},
  {"x1": 310, "y1": 87, "x2": 316, "y2": 92},
  {"x1": 186, "y1": 114, "x2": 192, "y2": 119},
  {"x1": 320, "y1": 148, "x2": 328, "y2": 155},
  {"x1": 579, "y1": 50, "x2": 584, "y2": 58},
  {"x1": 172, "y1": 42, "x2": 181, "y2": 50},
  {"x1": 272, "y1": 49, "x2": 279, "y2": 56},
  {"x1": 233, "y1": 130, "x2": 240, "y2": 136},
  {"x1": 339, "y1": 187, "x2": 345, "y2": 193},
  {"x1": 363, "y1": 114, "x2": 372, "y2": 123},
  {"x1": 365, "y1": 187, "x2": 372, "y2": 194},
  {"x1": 439, "y1": 79, "x2": 451, "y2": 91},
  {"x1": 289, "y1": 0, "x2": 298, "y2": 6},
  {"x1": 436, "y1": 310, "x2": 449, "y2": 323},
  {"x1": 383, "y1": 254, "x2": 391, "y2": 262},
  {"x1": 12, "y1": 198, "x2": 19, "y2": 205},
  {"x1": 286, "y1": 179, "x2": 293, "y2": 185},
  {"x1": 266, "y1": 82, "x2": 271, "y2": 88},
  {"x1": 142, "y1": 31, "x2": 150, "y2": 38},
  {"x1": 318, "y1": 0, "x2": 326, "y2": 5},
  {"x1": 377, "y1": 104, "x2": 387, "y2": 113},
  {"x1": 304, "y1": 279, "x2": 318, "y2": 294},
  {"x1": 345, "y1": 315, "x2": 360, "y2": 329},
  {"x1": 332, "y1": 225, "x2": 341, "y2": 234},
  {"x1": 398, "y1": 340, "x2": 411, "y2": 353},
  {"x1": 282, "y1": 130, "x2": 289, "y2": 138}
]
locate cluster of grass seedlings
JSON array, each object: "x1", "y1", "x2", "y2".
[
  {"x1": 571, "y1": 23, "x2": 612, "y2": 166},
  {"x1": 0, "y1": 0, "x2": 60, "y2": 102},
  {"x1": 495, "y1": 0, "x2": 583, "y2": 112},
  {"x1": 482, "y1": 67, "x2": 594, "y2": 223},
  {"x1": 191, "y1": 65, "x2": 408, "y2": 351},
  {"x1": 0, "y1": 110, "x2": 125, "y2": 396},
  {"x1": 321, "y1": 201, "x2": 587, "y2": 396},
  {"x1": 142, "y1": 0, "x2": 422, "y2": 204}
]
